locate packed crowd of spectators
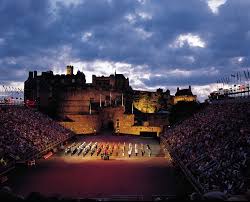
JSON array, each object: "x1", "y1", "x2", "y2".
[
  {"x1": 162, "y1": 100, "x2": 250, "y2": 195},
  {"x1": 0, "y1": 106, "x2": 74, "y2": 173}
]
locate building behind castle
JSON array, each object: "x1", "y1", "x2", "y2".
[{"x1": 173, "y1": 86, "x2": 197, "y2": 104}]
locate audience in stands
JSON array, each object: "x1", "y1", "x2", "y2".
[
  {"x1": 1, "y1": 101, "x2": 250, "y2": 199},
  {"x1": 162, "y1": 101, "x2": 250, "y2": 195},
  {"x1": 0, "y1": 106, "x2": 73, "y2": 173}
]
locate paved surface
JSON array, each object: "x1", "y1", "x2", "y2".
[{"x1": 4, "y1": 134, "x2": 193, "y2": 200}]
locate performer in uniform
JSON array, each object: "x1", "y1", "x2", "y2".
[
  {"x1": 116, "y1": 143, "x2": 120, "y2": 156},
  {"x1": 122, "y1": 142, "x2": 125, "y2": 156},
  {"x1": 148, "y1": 148, "x2": 152, "y2": 157},
  {"x1": 135, "y1": 143, "x2": 138, "y2": 156},
  {"x1": 128, "y1": 148, "x2": 132, "y2": 158},
  {"x1": 141, "y1": 143, "x2": 144, "y2": 156}
]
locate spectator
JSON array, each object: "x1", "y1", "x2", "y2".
[
  {"x1": 0, "y1": 105, "x2": 74, "y2": 173},
  {"x1": 161, "y1": 100, "x2": 250, "y2": 195}
]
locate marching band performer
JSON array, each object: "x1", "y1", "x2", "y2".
[
  {"x1": 122, "y1": 142, "x2": 125, "y2": 156},
  {"x1": 128, "y1": 148, "x2": 132, "y2": 158},
  {"x1": 141, "y1": 143, "x2": 145, "y2": 156},
  {"x1": 116, "y1": 143, "x2": 120, "y2": 156},
  {"x1": 135, "y1": 143, "x2": 138, "y2": 156}
]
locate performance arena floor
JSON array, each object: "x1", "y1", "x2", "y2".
[{"x1": 5, "y1": 133, "x2": 193, "y2": 200}]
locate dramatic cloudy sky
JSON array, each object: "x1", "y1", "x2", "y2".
[{"x1": 0, "y1": 0, "x2": 250, "y2": 101}]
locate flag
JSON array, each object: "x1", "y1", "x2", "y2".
[
  {"x1": 231, "y1": 74, "x2": 235, "y2": 78},
  {"x1": 225, "y1": 77, "x2": 228, "y2": 84}
]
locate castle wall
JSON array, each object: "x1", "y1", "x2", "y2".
[
  {"x1": 58, "y1": 107, "x2": 162, "y2": 136},
  {"x1": 100, "y1": 106, "x2": 125, "y2": 127},
  {"x1": 59, "y1": 114, "x2": 101, "y2": 134},
  {"x1": 118, "y1": 125, "x2": 161, "y2": 136},
  {"x1": 57, "y1": 89, "x2": 123, "y2": 115}
]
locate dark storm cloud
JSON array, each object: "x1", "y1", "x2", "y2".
[
  {"x1": 0, "y1": 0, "x2": 250, "y2": 93},
  {"x1": 142, "y1": 72, "x2": 217, "y2": 87}
]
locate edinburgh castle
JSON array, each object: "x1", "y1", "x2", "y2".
[{"x1": 24, "y1": 66, "x2": 197, "y2": 137}]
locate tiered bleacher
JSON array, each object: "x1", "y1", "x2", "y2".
[
  {"x1": 162, "y1": 100, "x2": 250, "y2": 196},
  {"x1": 0, "y1": 106, "x2": 74, "y2": 174}
]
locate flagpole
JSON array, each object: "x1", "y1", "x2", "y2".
[
  {"x1": 100, "y1": 94, "x2": 102, "y2": 108},
  {"x1": 246, "y1": 69, "x2": 248, "y2": 97},
  {"x1": 248, "y1": 69, "x2": 250, "y2": 97},
  {"x1": 247, "y1": 69, "x2": 250, "y2": 97},
  {"x1": 89, "y1": 100, "x2": 92, "y2": 115},
  {"x1": 121, "y1": 93, "x2": 124, "y2": 107},
  {"x1": 239, "y1": 72, "x2": 242, "y2": 97},
  {"x1": 243, "y1": 71, "x2": 246, "y2": 97},
  {"x1": 110, "y1": 91, "x2": 112, "y2": 106},
  {"x1": 236, "y1": 72, "x2": 239, "y2": 97},
  {"x1": 235, "y1": 73, "x2": 237, "y2": 98}
]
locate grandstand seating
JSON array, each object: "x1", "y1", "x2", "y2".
[
  {"x1": 0, "y1": 106, "x2": 74, "y2": 173},
  {"x1": 162, "y1": 100, "x2": 250, "y2": 195}
]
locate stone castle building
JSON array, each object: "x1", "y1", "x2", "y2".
[
  {"x1": 172, "y1": 86, "x2": 197, "y2": 104},
  {"x1": 24, "y1": 66, "x2": 196, "y2": 137}
]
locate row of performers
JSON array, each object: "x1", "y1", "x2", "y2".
[{"x1": 64, "y1": 142, "x2": 152, "y2": 158}]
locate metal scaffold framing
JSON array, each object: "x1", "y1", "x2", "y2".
[
  {"x1": 214, "y1": 69, "x2": 250, "y2": 99},
  {"x1": 0, "y1": 85, "x2": 24, "y2": 105}
]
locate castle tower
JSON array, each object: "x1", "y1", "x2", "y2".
[
  {"x1": 29, "y1": 71, "x2": 33, "y2": 79},
  {"x1": 66, "y1": 65, "x2": 74, "y2": 75}
]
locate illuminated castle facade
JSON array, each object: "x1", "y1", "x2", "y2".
[
  {"x1": 172, "y1": 86, "x2": 197, "y2": 104},
  {"x1": 24, "y1": 66, "x2": 196, "y2": 137}
]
